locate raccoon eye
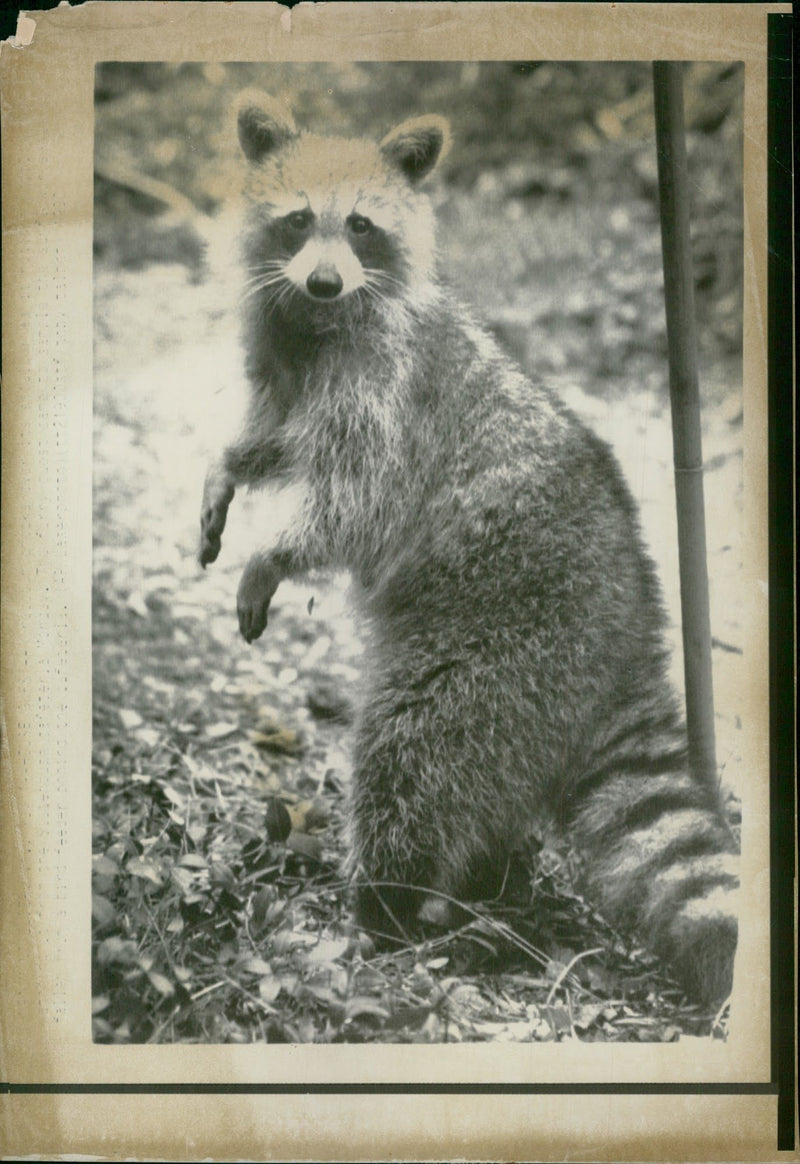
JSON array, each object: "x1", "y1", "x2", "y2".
[
  {"x1": 286, "y1": 210, "x2": 312, "y2": 231},
  {"x1": 348, "y1": 214, "x2": 373, "y2": 236}
]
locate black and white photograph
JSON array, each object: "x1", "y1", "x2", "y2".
[
  {"x1": 3, "y1": 1, "x2": 793, "y2": 1156},
  {"x1": 91, "y1": 59, "x2": 746, "y2": 1046}
]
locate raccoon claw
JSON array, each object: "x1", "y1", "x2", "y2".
[
  {"x1": 199, "y1": 528, "x2": 222, "y2": 568},
  {"x1": 199, "y1": 477, "x2": 235, "y2": 568},
  {"x1": 238, "y1": 598, "x2": 269, "y2": 643},
  {"x1": 237, "y1": 557, "x2": 281, "y2": 643}
]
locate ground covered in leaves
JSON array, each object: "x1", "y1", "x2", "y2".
[{"x1": 92, "y1": 62, "x2": 744, "y2": 1047}]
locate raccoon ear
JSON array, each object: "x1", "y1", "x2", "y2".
[
  {"x1": 379, "y1": 115, "x2": 450, "y2": 184},
  {"x1": 236, "y1": 91, "x2": 298, "y2": 163}
]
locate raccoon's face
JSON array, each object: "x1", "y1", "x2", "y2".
[
  {"x1": 236, "y1": 92, "x2": 449, "y2": 319},
  {"x1": 265, "y1": 194, "x2": 405, "y2": 305}
]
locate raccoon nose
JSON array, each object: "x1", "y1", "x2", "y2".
[{"x1": 306, "y1": 263, "x2": 344, "y2": 300}]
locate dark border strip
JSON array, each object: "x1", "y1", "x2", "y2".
[
  {"x1": 0, "y1": 1082, "x2": 779, "y2": 1096},
  {"x1": 767, "y1": 11, "x2": 796, "y2": 1156}
]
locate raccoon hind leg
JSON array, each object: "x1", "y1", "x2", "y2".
[
  {"x1": 347, "y1": 783, "x2": 493, "y2": 941},
  {"x1": 347, "y1": 674, "x2": 507, "y2": 941}
]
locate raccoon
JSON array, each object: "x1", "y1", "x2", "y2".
[{"x1": 200, "y1": 92, "x2": 739, "y2": 1005}]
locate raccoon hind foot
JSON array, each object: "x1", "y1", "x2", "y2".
[
  {"x1": 417, "y1": 894, "x2": 456, "y2": 928},
  {"x1": 351, "y1": 881, "x2": 423, "y2": 943},
  {"x1": 352, "y1": 877, "x2": 467, "y2": 946}
]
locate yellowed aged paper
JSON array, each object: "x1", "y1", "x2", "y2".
[{"x1": 1, "y1": 2, "x2": 793, "y2": 1159}]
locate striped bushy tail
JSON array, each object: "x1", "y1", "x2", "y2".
[{"x1": 566, "y1": 694, "x2": 739, "y2": 1005}]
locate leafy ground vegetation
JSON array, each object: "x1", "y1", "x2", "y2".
[{"x1": 92, "y1": 62, "x2": 744, "y2": 1045}]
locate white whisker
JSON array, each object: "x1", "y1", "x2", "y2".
[{"x1": 239, "y1": 273, "x2": 290, "y2": 305}]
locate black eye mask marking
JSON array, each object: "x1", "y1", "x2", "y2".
[{"x1": 348, "y1": 220, "x2": 406, "y2": 283}]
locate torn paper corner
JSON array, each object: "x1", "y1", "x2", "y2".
[{"x1": 3, "y1": 11, "x2": 36, "y2": 49}]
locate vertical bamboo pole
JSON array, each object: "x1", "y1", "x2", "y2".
[{"x1": 652, "y1": 61, "x2": 717, "y2": 788}]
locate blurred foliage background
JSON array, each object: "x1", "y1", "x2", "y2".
[{"x1": 94, "y1": 60, "x2": 743, "y2": 206}]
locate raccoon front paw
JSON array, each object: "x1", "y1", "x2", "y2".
[
  {"x1": 199, "y1": 477, "x2": 235, "y2": 567},
  {"x1": 237, "y1": 556, "x2": 281, "y2": 643}
]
